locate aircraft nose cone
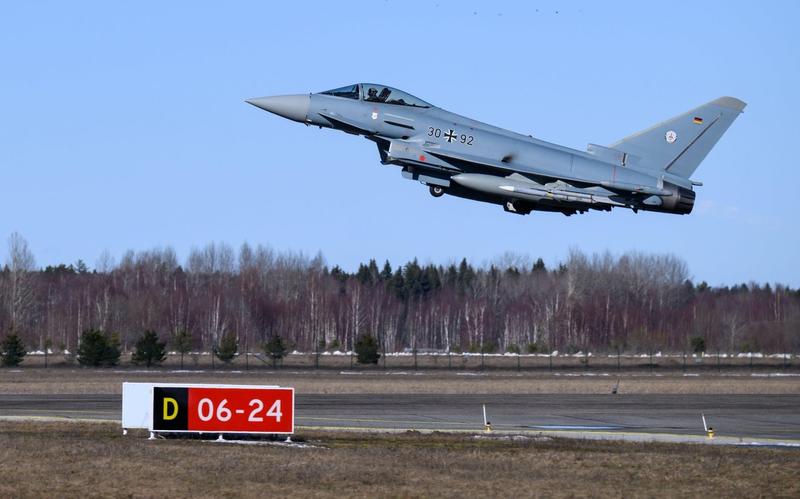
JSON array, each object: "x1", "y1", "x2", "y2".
[{"x1": 246, "y1": 94, "x2": 310, "y2": 122}]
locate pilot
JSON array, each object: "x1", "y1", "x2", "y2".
[{"x1": 366, "y1": 87, "x2": 379, "y2": 101}]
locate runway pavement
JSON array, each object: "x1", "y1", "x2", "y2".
[{"x1": 2, "y1": 393, "x2": 799, "y2": 445}]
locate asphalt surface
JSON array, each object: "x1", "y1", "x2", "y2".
[{"x1": 2, "y1": 393, "x2": 799, "y2": 443}]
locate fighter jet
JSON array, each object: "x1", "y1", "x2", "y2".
[{"x1": 246, "y1": 84, "x2": 745, "y2": 216}]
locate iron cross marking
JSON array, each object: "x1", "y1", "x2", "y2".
[{"x1": 444, "y1": 129, "x2": 457, "y2": 143}]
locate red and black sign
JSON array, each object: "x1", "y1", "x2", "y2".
[{"x1": 152, "y1": 386, "x2": 294, "y2": 434}]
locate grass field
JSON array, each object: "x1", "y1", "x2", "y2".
[
  {"x1": 1, "y1": 367, "x2": 799, "y2": 396},
  {"x1": 0, "y1": 421, "x2": 797, "y2": 498}
]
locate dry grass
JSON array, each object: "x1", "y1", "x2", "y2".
[
  {"x1": 1, "y1": 367, "x2": 799, "y2": 396},
  {"x1": 0, "y1": 421, "x2": 798, "y2": 498}
]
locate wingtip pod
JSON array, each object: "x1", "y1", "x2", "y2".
[{"x1": 712, "y1": 96, "x2": 747, "y2": 112}]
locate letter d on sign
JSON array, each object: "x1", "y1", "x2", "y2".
[
  {"x1": 163, "y1": 397, "x2": 179, "y2": 420},
  {"x1": 153, "y1": 387, "x2": 188, "y2": 431}
]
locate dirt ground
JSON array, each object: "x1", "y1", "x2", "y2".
[
  {"x1": 0, "y1": 421, "x2": 797, "y2": 498},
  {"x1": 1, "y1": 367, "x2": 799, "y2": 395}
]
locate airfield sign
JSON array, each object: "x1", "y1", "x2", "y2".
[
  {"x1": 121, "y1": 382, "x2": 294, "y2": 435},
  {"x1": 151, "y1": 385, "x2": 294, "y2": 434}
]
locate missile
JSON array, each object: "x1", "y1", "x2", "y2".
[
  {"x1": 450, "y1": 173, "x2": 545, "y2": 200},
  {"x1": 450, "y1": 174, "x2": 625, "y2": 206}
]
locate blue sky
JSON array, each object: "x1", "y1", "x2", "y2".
[{"x1": 1, "y1": 1, "x2": 798, "y2": 285}]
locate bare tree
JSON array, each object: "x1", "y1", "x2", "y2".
[
  {"x1": 0, "y1": 237, "x2": 795, "y2": 358},
  {"x1": 5, "y1": 232, "x2": 36, "y2": 334}
]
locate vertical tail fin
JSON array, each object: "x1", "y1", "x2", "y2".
[{"x1": 609, "y1": 97, "x2": 746, "y2": 179}]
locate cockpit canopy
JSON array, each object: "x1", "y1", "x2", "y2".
[{"x1": 319, "y1": 83, "x2": 431, "y2": 108}]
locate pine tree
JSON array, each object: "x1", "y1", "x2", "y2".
[
  {"x1": 172, "y1": 329, "x2": 193, "y2": 369},
  {"x1": 355, "y1": 333, "x2": 380, "y2": 365},
  {"x1": 263, "y1": 334, "x2": 288, "y2": 368},
  {"x1": 131, "y1": 330, "x2": 167, "y2": 367},
  {"x1": 690, "y1": 336, "x2": 706, "y2": 354},
  {"x1": 418, "y1": 269, "x2": 431, "y2": 297},
  {"x1": 367, "y1": 259, "x2": 379, "y2": 282},
  {"x1": 428, "y1": 265, "x2": 441, "y2": 290},
  {"x1": 389, "y1": 268, "x2": 406, "y2": 300},
  {"x1": 215, "y1": 331, "x2": 238, "y2": 364},
  {"x1": 420, "y1": 265, "x2": 440, "y2": 295},
  {"x1": 77, "y1": 329, "x2": 105, "y2": 367},
  {"x1": 77, "y1": 329, "x2": 120, "y2": 367},
  {"x1": 330, "y1": 265, "x2": 348, "y2": 283},
  {"x1": 405, "y1": 259, "x2": 423, "y2": 297},
  {"x1": 355, "y1": 263, "x2": 371, "y2": 284},
  {"x1": 379, "y1": 260, "x2": 393, "y2": 281},
  {"x1": 457, "y1": 258, "x2": 475, "y2": 291},
  {"x1": 103, "y1": 332, "x2": 122, "y2": 366},
  {"x1": 444, "y1": 264, "x2": 458, "y2": 286},
  {"x1": 1, "y1": 332, "x2": 26, "y2": 367}
]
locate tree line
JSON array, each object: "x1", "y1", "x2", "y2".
[{"x1": 1, "y1": 232, "x2": 798, "y2": 361}]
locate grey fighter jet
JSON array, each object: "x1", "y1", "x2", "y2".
[{"x1": 246, "y1": 84, "x2": 745, "y2": 216}]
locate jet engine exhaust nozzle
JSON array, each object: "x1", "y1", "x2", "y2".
[{"x1": 651, "y1": 183, "x2": 696, "y2": 215}]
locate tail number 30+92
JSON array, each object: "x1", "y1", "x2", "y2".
[{"x1": 428, "y1": 127, "x2": 473, "y2": 145}]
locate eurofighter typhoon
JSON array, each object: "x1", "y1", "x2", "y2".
[{"x1": 247, "y1": 84, "x2": 745, "y2": 216}]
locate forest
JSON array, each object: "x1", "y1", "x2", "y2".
[{"x1": 1, "y1": 233, "x2": 798, "y2": 355}]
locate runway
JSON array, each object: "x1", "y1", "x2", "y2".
[{"x1": 2, "y1": 393, "x2": 800, "y2": 445}]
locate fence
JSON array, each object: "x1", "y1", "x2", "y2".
[{"x1": 16, "y1": 351, "x2": 799, "y2": 372}]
